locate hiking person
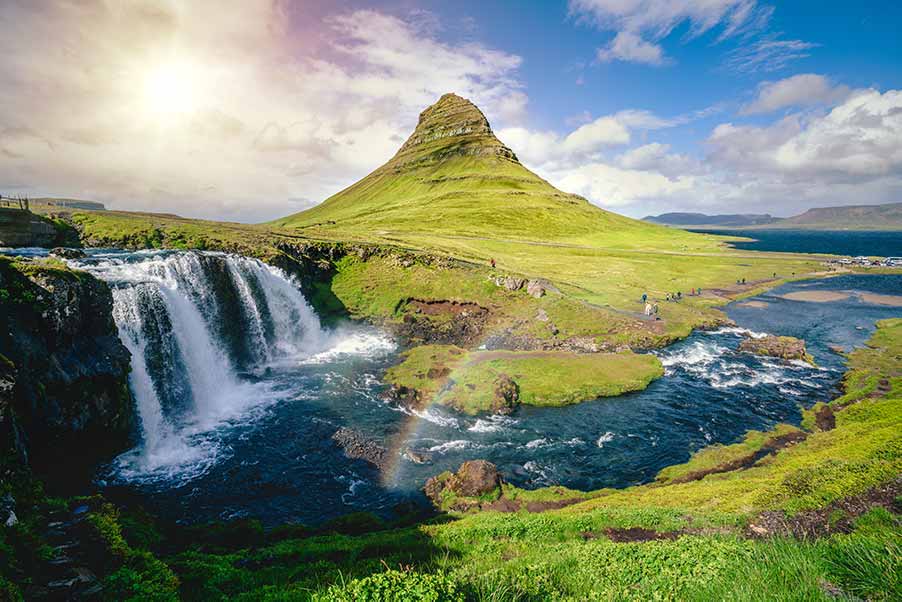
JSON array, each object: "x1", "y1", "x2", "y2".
[
  {"x1": 644, "y1": 302, "x2": 652, "y2": 316},
  {"x1": 641, "y1": 293, "x2": 647, "y2": 304},
  {"x1": 490, "y1": 258, "x2": 496, "y2": 269},
  {"x1": 653, "y1": 303, "x2": 659, "y2": 315}
]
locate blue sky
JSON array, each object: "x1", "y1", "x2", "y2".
[{"x1": 1, "y1": 0, "x2": 900, "y2": 221}]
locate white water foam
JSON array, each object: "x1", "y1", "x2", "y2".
[
  {"x1": 300, "y1": 331, "x2": 396, "y2": 365},
  {"x1": 468, "y1": 415, "x2": 518, "y2": 433},
  {"x1": 525, "y1": 438, "x2": 550, "y2": 449},
  {"x1": 427, "y1": 440, "x2": 473, "y2": 453},
  {"x1": 597, "y1": 432, "x2": 616, "y2": 447},
  {"x1": 706, "y1": 326, "x2": 768, "y2": 339}
]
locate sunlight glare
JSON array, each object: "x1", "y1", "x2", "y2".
[{"x1": 142, "y1": 61, "x2": 198, "y2": 117}]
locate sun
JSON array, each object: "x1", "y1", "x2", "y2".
[{"x1": 142, "y1": 61, "x2": 198, "y2": 117}]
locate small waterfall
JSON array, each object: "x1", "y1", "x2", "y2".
[{"x1": 76, "y1": 251, "x2": 325, "y2": 480}]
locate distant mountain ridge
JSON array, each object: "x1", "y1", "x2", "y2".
[
  {"x1": 644, "y1": 202, "x2": 902, "y2": 231},
  {"x1": 643, "y1": 213, "x2": 778, "y2": 227}
]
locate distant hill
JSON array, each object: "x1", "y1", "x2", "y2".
[
  {"x1": 643, "y1": 213, "x2": 778, "y2": 227},
  {"x1": 32, "y1": 198, "x2": 106, "y2": 211},
  {"x1": 271, "y1": 93, "x2": 692, "y2": 246},
  {"x1": 644, "y1": 202, "x2": 902, "y2": 231},
  {"x1": 769, "y1": 201, "x2": 902, "y2": 230}
]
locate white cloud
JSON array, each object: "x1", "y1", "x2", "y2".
[
  {"x1": 722, "y1": 36, "x2": 819, "y2": 74},
  {"x1": 596, "y1": 31, "x2": 666, "y2": 65},
  {"x1": 711, "y1": 89, "x2": 902, "y2": 178},
  {"x1": 0, "y1": 2, "x2": 526, "y2": 222},
  {"x1": 741, "y1": 74, "x2": 851, "y2": 115},
  {"x1": 497, "y1": 86, "x2": 902, "y2": 218},
  {"x1": 551, "y1": 162, "x2": 697, "y2": 207},
  {"x1": 571, "y1": 0, "x2": 771, "y2": 66},
  {"x1": 497, "y1": 108, "x2": 680, "y2": 166}
]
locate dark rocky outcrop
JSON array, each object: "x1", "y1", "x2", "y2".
[
  {"x1": 0, "y1": 258, "x2": 135, "y2": 479},
  {"x1": 814, "y1": 404, "x2": 836, "y2": 431},
  {"x1": 50, "y1": 247, "x2": 87, "y2": 259},
  {"x1": 739, "y1": 335, "x2": 815, "y2": 365},
  {"x1": 491, "y1": 375, "x2": 519, "y2": 415},
  {"x1": 395, "y1": 299, "x2": 490, "y2": 347},
  {"x1": 0, "y1": 208, "x2": 79, "y2": 248},
  {"x1": 331, "y1": 427, "x2": 389, "y2": 470}
]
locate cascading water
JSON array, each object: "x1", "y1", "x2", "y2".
[{"x1": 72, "y1": 250, "x2": 327, "y2": 483}]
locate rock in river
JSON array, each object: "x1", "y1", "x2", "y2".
[
  {"x1": 332, "y1": 427, "x2": 389, "y2": 470},
  {"x1": 738, "y1": 335, "x2": 815, "y2": 365}
]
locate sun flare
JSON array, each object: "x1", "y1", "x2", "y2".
[{"x1": 142, "y1": 61, "x2": 198, "y2": 116}]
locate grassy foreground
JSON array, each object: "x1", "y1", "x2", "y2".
[{"x1": 3, "y1": 320, "x2": 897, "y2": 600}]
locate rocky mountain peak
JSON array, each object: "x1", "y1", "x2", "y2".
[{"x1": 389, "y1": 93, "x2": 518, "y2": 167}]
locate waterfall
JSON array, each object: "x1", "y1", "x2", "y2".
[{"x1": 75, "y1": 251, "x2": 325, "y2": 481}]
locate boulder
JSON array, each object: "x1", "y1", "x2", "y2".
[
  {"x1": 491, "y1": 374, "x2": 519, "y2": 415},
  {"x1": 526, "y1": 280, "x2": 545, "y2": 298},
  {"x1": 49, "y1": 247, "x2": 86, "y2": 259},
  {"x1": 424, "y1": 460, "x2": 503, "y2": 507},
  {"x1": 814, "y1": 404, "x2": 836, "y2": 431},
  {"x1": 738, "y1": 335, "x2": 815, "y2": 365},
  {"x1": 451, "y1": 460, "x2": 502, "y2": 496},
  {"x1": 494, "y1": 276, "x2": 525, "y2": 291}
]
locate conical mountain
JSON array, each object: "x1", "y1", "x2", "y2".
[{"x1": 272, "y1": 93, "x2": 678, "y2": 245}]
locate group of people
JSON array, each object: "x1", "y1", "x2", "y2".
[{"x1": 640, "y1": 287, "x2": 704, "y2": 318}]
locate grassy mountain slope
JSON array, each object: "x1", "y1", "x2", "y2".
[{"x1": 272, "y1": 93, "x2": 711, "y2": 248}]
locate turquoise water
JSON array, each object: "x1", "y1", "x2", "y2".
[{"x1": 693, "y1": 229, "x2": 902, "y2": 256}]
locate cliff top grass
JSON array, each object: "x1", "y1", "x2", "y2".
[{"x1": 385, "y1": 344, "x2": 663, "y2": 413}]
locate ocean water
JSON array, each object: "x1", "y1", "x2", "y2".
[
  {"x1": 4, "y1": 247, "x2": 900, "y2": 526},
  {"x1": 692, "y1": 229, "x2": 902, "y2": 256}
]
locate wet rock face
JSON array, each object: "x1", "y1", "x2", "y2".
[
  {"x1": 0, "y1": 260, "x2": 135, "y2": 473},
  {"x1": 739, "y1": 335, "x2": 814, "y2": 364},
  {"x1": 331, "y1": 427, "x2": 389, "y2": 470}
]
